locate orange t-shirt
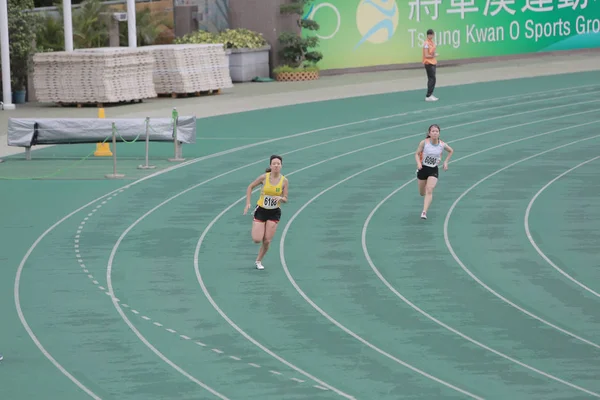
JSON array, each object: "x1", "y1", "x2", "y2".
[{"x1": 423, "y1": 39, "x2": 437, "y2": 65}]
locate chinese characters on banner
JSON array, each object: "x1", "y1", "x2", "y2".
[{"x1": 408, "y1": 0, "x2": 589, "y2": 22}]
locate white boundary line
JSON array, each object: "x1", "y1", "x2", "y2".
[
  {"x1": 105, "y1": 261, "x2": 230, "y2": 399},
  {"x1": 95, "y1": 86, "x2": 600, "y2": 399},
  {"x1": 188, "y1": 100, "x2": 600, "y2": 398},
  {"x1": 74, "y1": 194, "x2": 314, "y2": 389},
  {"x1": 278, "y1": 118, "x2": 600, "y2": 399},
  {"x1": 444, "y1": 137, "x2": 600, "y2": 351},
  {"x1": 192, "y1": 238, "x2": 355, "y2": 399},
  {"x1": 12, "y1": 83, "x2": 599, "y2": 399},
  {"x1": 524, "y1": 156, "x2": 600, "y2": 299},
  {"x1": 361, "y1": 130, "x2": 600, "y2": 398},
  {"x1": 14, "y1": 219, "x2": 104, "y2": 399}
]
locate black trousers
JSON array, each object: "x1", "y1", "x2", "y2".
[{"x1": 425, "y1": 64, "x2": 436, "y2": 97}]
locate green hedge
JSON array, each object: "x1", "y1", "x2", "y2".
[{"x1": 174, "y1": 28, "x2": 268, "y2": 49}]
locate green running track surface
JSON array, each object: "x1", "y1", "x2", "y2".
[{"x1": 1, "y1": 71, "x2": 599, "y2": 400}]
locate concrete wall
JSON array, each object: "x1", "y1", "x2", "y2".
[
  {"x1": 174, "y1": 5, "x2": 198, "y2": 38},
  {"x1": 228, "y1": 0, "x2": 299, "y2": 75}
]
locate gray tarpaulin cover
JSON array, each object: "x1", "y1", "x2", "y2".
[{"x1": 6, "y1": 116, "x2": 196, "y2": 147}]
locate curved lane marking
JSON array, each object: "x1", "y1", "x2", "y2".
[
  {"x1": 14, "y1": 83, "x2": 598, "y2": 399},
  {"x1": 190, "y1": 102, "x2": 600, "y2": 398},
  {"x1": 444, "y1": 137, "x2": 600, "y2": 351},
  {"x1": 362, "y1": 142, "x2": 600, "y2": 398},
  {"x1": 105, "y1": 88, "x2": 600, "y2": 398},
  {"x1": 524, "y1": 156, "x2": 600, "y2": 299},
  {"x1": 278, "y1": 116, "x2": 600, "y2": 399}
]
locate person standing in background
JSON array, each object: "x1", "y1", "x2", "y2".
[{"x1": 423, "y1": 29, "x2": 438, "y2": 102}]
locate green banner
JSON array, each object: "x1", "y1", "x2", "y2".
[{"x1": 302, "y1": 0, "x2": 600, "y2": 70}]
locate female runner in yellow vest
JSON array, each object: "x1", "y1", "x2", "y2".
[{"x1": 243, "y1": 155, "x2": 288, "y2": 270}]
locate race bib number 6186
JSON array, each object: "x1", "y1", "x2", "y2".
[{"x1": 263, "y1": 196, "x2": 278, "y2": 209}]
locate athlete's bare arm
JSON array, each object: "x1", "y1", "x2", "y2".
[
  {"x1": 443, "y1": 143, "x2": 454, "y2": 170},
  {"x1": 280, "y1": 178, "x2": 289, "y2": 203},
  {"x1": 415, "y1": 140, "x2": 425, "y2": 169},
  {"x1": 243, "y1": 174, "x2": 265, "y2": 214}
]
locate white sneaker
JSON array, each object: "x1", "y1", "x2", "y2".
[
  {"x1": 425, "y1": 95, "x2": 438, "y2": 102},
  {"x1": 421, "y1": 211, "x2": 427, "y2": 219},
  {"x1": 255, "y1": 261, "x2": 264, "y2": 270}
]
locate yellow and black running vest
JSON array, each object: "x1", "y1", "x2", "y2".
[{"x1": 257, "y1": 172, "x2": 285, "y2": 209}]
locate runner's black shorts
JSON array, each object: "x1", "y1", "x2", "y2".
[
  {"x1": 253, "y1": 205, "x2": 281, "y2": 222},
  {"x1": 416, "y1": 165, "x2": 439, "y2": 180}
]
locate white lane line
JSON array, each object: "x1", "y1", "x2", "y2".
[
  {"x1": 362, "y1": 134, "x2": 600, "y2": 398},
  {"x1": 444, "y1": 136, "x2": 600, "y2": 352},
  {"x1": 105, "y1": 92, "x2": 587, "y2": 400},
  {"x1": 73, "y1": 209, "x2": 261, "y2": 382},
  {"x1": 193, "y1": 107, "x2": 600, "y2": 400},
  {"x1": 278, "y1": 117, "x2": 600, "y2": 399},
  {"x1": 524, "y1": 156, "x2": 600, "y2": 299},
  {"x1": 279, "y1": 164, "x2": 486, "y2": 398},
  {"x1": 105, "y1": 279, "x2": 230, "y2": 398},
  {"x1": 14, "y1": 83, "x2": 595, "y2": 399}
]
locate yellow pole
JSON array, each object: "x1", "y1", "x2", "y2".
[{"x1": 94, "y1": 107, "x2": 113, "y2": 156}]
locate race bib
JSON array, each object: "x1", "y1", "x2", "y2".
[
  {"x1": 422, "y1": 155, "x2": 439, "y2": 167},
  {"x1": 263, "y1": 195, "x2": 279, "y2": 209}
]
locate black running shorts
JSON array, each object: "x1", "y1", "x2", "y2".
[
  {"x1": 416, "y1": 165, "x2": 439, "y2": 181},
  {"x1": 253, "y1": 206, "x2": 281, "y2": 222}
]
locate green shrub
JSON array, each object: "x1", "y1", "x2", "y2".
[
  {"x1": 174, "y1": 30, "x2": 220, "y2": 45},
  {"x1": 272, "y1": 64, "x2": 319, "y2": 74},
  {"x1": 7, "y1": 0, "x2": 39, "y2": 89},
  {"x1": 278, "y1": 0, "x2": 322, "y2": 68},
  {"x1": 174, "y1": 28, "x2": 268, "y2": 49},
  {"x1": 218, "y1": 28, "x2": 268, "y2": 49},
  {"x1": 35, "y1": 14, "x2": 64, "y2": 53}
]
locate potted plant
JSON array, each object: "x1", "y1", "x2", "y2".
[
  {"x1": 275, "y1": 0, "x2": 322, "y2": 82},
  {"x1": 220, "y1": 29, "x2": 271, "y2": 82},
  {"x1": 175, "y1": 28, "x2": 270, "y2": 82},
  {"x1": 11, "y1": 75, "x2": 27, "y2": 104},
  {"x1": 272, "y1": 63, "x2": 319, "y2": 82}
]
